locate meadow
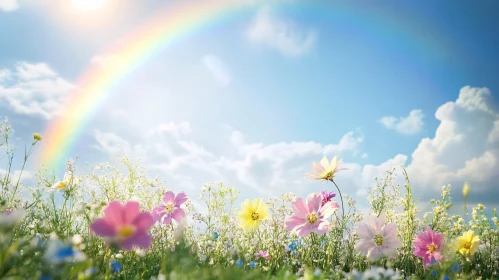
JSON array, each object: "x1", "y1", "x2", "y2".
[{"x1": 1, "y1": 119, "x2": 498, "y2": 279}]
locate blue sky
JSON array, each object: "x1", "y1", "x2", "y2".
[{"x1": 1, "y1": 0, "x2": 498, "y2": 214}]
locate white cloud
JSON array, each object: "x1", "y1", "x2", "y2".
[
  {"x1": 246, "y1": 6, "x2": 317, "y2": 57},
  {"x1": 379, "y1": 109, "x2": 424, "y2": 135},
  {"x1": 146, "y1": 121, "x2": 192, "y2": 139},
  {"x1": 202, "y1": 54, "x2": 231, "y2": 87},
  {"x1": 0, "y1": 62, "x2": 75, "y2": 119},
  {"x1": 0, "y1": 0, "x2": 19, "y2": 12},
  {"x1": 406, "y1": 86, "x2": 499, "y2": 197}
]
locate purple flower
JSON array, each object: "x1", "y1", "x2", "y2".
[
  {"x1": 320, "y1": 190, "x2": 336, "y2": 206},
  {"x1": 151, "y1": 191, "x2": 188, "y2": 224}
]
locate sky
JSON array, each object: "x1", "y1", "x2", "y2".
[{"x1": 1, "y1": 0, "x2": 499, "y2": 216}]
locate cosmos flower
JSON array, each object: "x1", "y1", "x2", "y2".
[
  {"x1": 151, "y1": 191, "x2": 188, "y2": 224},
  {"x1": 320, "y1": 190, "x2": 336, "y2": 206},
  {"x1": 412, "y1": 228, "x2": 445, "y2": 267},
  {"x1": 255, "y1": 250, "x2": 270, "y2": 261},
  {"x1": 354, "y1": 215, "x2": 402, "y2": 261},
  {"x1": 453, "y1": 230, "x2": 480, "y2": 256},
  {"x1": 90, "y1": 201, "x2": 154, "y2": 250},
  {"x1": 284, "y1": 192, "x2": 339, "y2": 237},
  {"x1": 236, "y1": 198, "x2": 269, "y2": 231},
  {"x1": 306, "y1": 156, "x2": 344, "y2": 181}
]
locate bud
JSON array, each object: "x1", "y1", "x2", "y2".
[
  {"x1": 33, "y1": 133, "x2": 42, "y2": 141},
  {"x1": 463, "y1": 183, "x2": 470, "y2": 198}
]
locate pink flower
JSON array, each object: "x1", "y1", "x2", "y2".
[
  {"x1": 354, "y1": 215, "x2": 402, "y2": 261},
  {"x1": 255, "y1": 250, "x2": 270, "y2": 261},
  {"x1": 320, "y1": 190, "x2": 336, "y2": 206},
  {"x1": 90, "y1": 201, "x2": 154, "y2": 251},
  {"x1": 151, "y1": 191, "x2": 188, "y2": 224},
  {"x1": 412, "y1": 228, "x2": 444, "y2": 267},
  {"x1": 284, "y1": 192, "x2": 339, "y2": 237}
]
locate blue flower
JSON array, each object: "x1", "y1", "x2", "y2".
[
  {"x1": 452, "y1": 263, "x2": 459, "y2": 272},
  {"x1": 443, "y1": 275, "x2": 450, "y2": 280},
  {"x1": 235, "y1": 259, "x2": 244, "y2": 267},
  {"x1": 39, "y1": 276, "x2": 52, "y2": 280},
  {"x1": 55, "y1": 245, "x2": 75, "y2": 259},
  {"x1": 111, "y1": 261, "x2": 123, "y2": 273},
  {"x1": 431, "y1": 271, "x2": 436, "y2": 277},
  {"x1": 214, "y1": 232, "x2": 219, "y2": 240},
  {"x1": 289, "y1": 240, "x2": 298, "y2": 251},
  {"x1": 44, "y1": 239, "x2": 86, "y2": 265},
  {"x1": 249, "y1": 261, "x2": 256, "y2": 269}
]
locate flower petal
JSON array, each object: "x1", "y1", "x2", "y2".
[
  {"x1": 151, "y1": 206, "x2": 166, "y2": 222},
  {"x1": 172, "y1": 208, "x2": 186, "y2": 223},
  {"x1": 367, "y1": 247, "x2": 383, "y2": 261},
  {"x1": 90, "y1": 219, "x2": 116, "y2": 237},
  {"x1": 306, "y1": 192, "x2": 322, "y2": 214},
  {"x1": 162, "y1": 191, "x2": 175, "y2": 204},
  {"x1": 291, "y1": 198, "x2": 309, "y2": 218},
  {"x1": 123, "y1": 201, "x2": 141, "y2": 224},
  {"x1": 319, "y1": 201, "x2": 339, "y2": 219},
  {"x1": 174, "y1": 192, "x2": 188, "y2": 206},
  {"x1": 132, "y1": 212, "x2": 154, "y2": 230},
  {"x1": 104, "y1": 201, "x2": 125, "y2": 226}
]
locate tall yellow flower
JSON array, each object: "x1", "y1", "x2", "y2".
[
  {"x1": 33, "y1": 133, "x2": 42, "y2": 141},
  {"x1": 237, "y1": 198, "x2": 269, "y2": 231},
  {"x1": 454, "y1": 230, "x2": 480, "y2": 256},
  {"x1": 306, "y1": 156, "x2": 344, "y2": 181},
  {"x1": 462, "y1": 183, "x2": 470, "y2": 198}
]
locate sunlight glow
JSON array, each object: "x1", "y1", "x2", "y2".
[{"x1": 71, "y1": 0, "x2": 109, "y2": 12}]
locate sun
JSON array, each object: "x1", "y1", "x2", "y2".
[{"x1": 71, "y1": 0, "x2": 109, "y2": 12}]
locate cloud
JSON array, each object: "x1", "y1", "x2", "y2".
[
  {"x1": 246, "y1": 6, "x2": 318, "y2": 57},
  {"x1": 202, "y1": 54, "x2": 231, "y2": 87},
  {"x1": 0, "y1": 62, "x2": 75, "y2": 119},
  {"x1": 146, "y1": 121, "x2": 192, "y2": 139},
  {"x1": 406, "y1": 86, "x2": 499, "y2": 204},
  {"x1": 379, "y1": 109, "x2": 424, "y2": 135},
  {"x1": 0, "y1": 0, "x2": 19, "y2": 12}
]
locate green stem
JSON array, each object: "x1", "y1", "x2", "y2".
[{"x1": 330, "y1": 179, "x2": 345, "y2": 220}]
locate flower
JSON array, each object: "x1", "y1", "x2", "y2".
[
  {"x1": 249, "y1": 261, "x2": 256, "y2": 268},
  {"x1": 90, "y1": 201, "x2": 154, "y2": 250},
  {"x1": 236, "y1": 198, "x2": 269, "y2": 231},
  {"x1": 462, "y1": 183, "x2": 470, "y2": 198},
  {"x1": 47, "y1": 172, "x2": 74, "y2": 192},
  {"x1": 354, "y1": 215, "x2": 402, "y2": 261},
  {"x1": 235, "y1": 259, "x2": 244, "y2": 267},
  {"x1": 33, "y1": 133, "x2": 42, "y2": 141},
  {"x1": 44, "y1": 239, "x2": 86, "y2": 264},
  {"x1": 412, "y1": 228, "x2": 445, "y2": 267},
  {"x1": 213, "y1": 231, "x2": 219, "y2": 240},
  {"x1": 320, "y1": 190, "x2": 336, "y2": 206},
  {"x1": 151, "y1": 191, "x2": 188, "y2": 224},
  {"x1": 111, "y1": 261, "x2": 123, "y2": 273},
  {"x1": 284, "y1": 192, "x2": 339, "y2": 237},
  {"x1": 255, "y1": 250, "x2": 270, "y2": 261},
  {"x1": 306, "y1": 156, "x2": 344, "y2": 181},
  {"x1": 288, "y1": 240, "x2": 298, "y2": 251},
  {"x1": 453, "y1": 230, "x2": 480, "y2": 256}
]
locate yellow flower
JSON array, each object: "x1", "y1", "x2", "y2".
[
  {"x1": 47, "y1": 172, "x2": 74, "y2": 192},
  {"x1": 33, "y1": 133, "x2": 42, "y2": 141},
  {"x1": 237, "y1": 198, "x2": 269, "y2": 231},
  {"x1": 453, "y1": 230, "x2": 480, "y2": 256},
  {"x1": 306, "y1": 156, "x2": 343, "y2": 181},
  {"x1": 463, "y1": 183, "x2": 470, "y2": 198}
]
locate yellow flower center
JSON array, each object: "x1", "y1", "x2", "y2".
[
  {"x1": 117, "y1": 225, "x2": 136, "y2": 239},
  {"x1": 251, "y1": 212, "x2": 260, "y2": 220},
  {"x1": 165, "y1": 204, "x2": 173, "y2": 213},
  {"x1": 428, "y1": 244, "x2": 436, "y2": 253},
  {"x1": 463, "y1": 241, "x2": 471, "y2": 250},
  {"x1": 374, "y1": 234, "x2": 384, "y2": 246},
  {"x1": 307, "y1": 213, "x2": 318, "y2": 224},
  {"x1": 57, "y1": 182, "x2": 67, "y2": 190},
  {"x1": 323, "y1": 170, "x2": 333, "y2": 179}
]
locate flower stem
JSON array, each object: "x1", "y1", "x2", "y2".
[{"x1": 330, "y1": 179, "x2": 345, "y2": 220}]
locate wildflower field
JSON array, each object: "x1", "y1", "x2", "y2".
[{"x1": 1, "y1": 120, "x2": 498, "y2": 280}]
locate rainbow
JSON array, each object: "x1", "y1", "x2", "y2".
[{"x1": 36, "y1": 0, "x2": 448, "y2": 171}]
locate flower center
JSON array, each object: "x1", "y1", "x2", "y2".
[
  {"x1": 165, "y1": 204, "x2": 173, "y2": 213},
  {"x1": 117, "y1": 225, "x2": 136, "y2": 239},
  {"x1": 373, "y1": 234, "x2": 384, "y2": 246},
  {"x1": 307, "y1": 213, "x2": 318, "y2": 224},
  {"x1": 324, "y1": 170, "x2": 333, "y2": 179},
  {"x1": 57, "y1": 182, "x2": 67, "y2": 190},
  {"x1": 463, "y1": 241, "x2": 471, "y2": 250},
  {"x1": 428, "y1": 244, "x2": 436, "y2": 253},
  {"x1": 251, "y1": 212, "x2": 259, "y2": 220}
]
